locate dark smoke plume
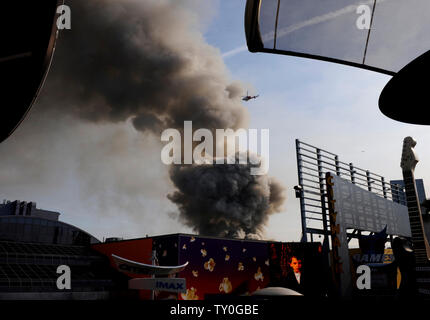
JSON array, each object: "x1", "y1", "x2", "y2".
[
  {"x1": 44, "y1": 0, "x2": 248, "y2": 133},
  {"x1": 37, "y1": 0, "x2": 285, "y2": 238},
  {"x1": 168, "y1": 155, "x2": 286, "y2": 239}
]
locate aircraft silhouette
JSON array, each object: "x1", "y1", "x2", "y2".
[{"x1": 242, "y1": 90, "x2": 259, "y2": 101}]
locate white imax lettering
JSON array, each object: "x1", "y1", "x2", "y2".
[
  {"x1": 161, "y1": 121, "x2": 269, "y2": 175},
  {"x1": 128, "y1": 277, "x2": 186, "y2": 293}
]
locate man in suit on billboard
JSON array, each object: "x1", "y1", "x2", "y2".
[{"x1": 284, "y1": 256, "x2": 304, "y2": 294}]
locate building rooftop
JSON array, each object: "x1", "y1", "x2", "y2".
[{"x1": 0, "y1": 200, "x2": 60, "y2": 221}]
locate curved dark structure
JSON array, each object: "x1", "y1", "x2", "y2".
[
  {"x1": 0, "y1": 199, "x2": 99, "y2": 245},
  {"x1": 0, "y1": 200, "x2": 125, "y2": 299},
  {"x1": 244, "y1": 0, "x2": 430, "y2": 125},
  {"x1": 243, "y1": 0, "x2": 430, "y2": 76},
  {"x1": 379, "y1": 50, "x2": 430, "y2": 125},
  {"x1": 0, "y1": 1, "x2": 62, "y2": 143}
]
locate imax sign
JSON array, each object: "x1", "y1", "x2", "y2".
[{"x1": 129, "y1": 278, "x2": 186, "y2": 293}]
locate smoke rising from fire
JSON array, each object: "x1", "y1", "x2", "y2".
[
  {"x1": 37, "y1": 0, "x2": 286, "y2": 238},
  {"x1": 45, "y1": 0, "x2": 248, "y2": 133},
  {"x1": 168, "y1": 155, "x2": 286, "y2": 239}
]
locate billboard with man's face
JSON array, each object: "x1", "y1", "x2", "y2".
[
  {"x1": 93, "y1": 235, "x2": 328, "y2": 300},
  {"x1": 268, "y1": 242, "x2": 327, "y2": 296}
]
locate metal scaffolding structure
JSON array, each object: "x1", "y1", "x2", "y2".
[{"x1": 295, "y1": 139, "x2": 406, "y2": 248}]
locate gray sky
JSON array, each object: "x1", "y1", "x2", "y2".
[{"x1": 1, "y1": 0, "x2": 430, "y2": 242}]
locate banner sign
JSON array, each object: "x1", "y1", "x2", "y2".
[
  {"x1": 129, "y1": 278, "x2": 187, "y2": 293},
  {"x1": 112, "y1": 254, "x2": 188, "y2": 275},
  {"x1": 326, "y1": 172, "x2": 410, "y2": 297}
]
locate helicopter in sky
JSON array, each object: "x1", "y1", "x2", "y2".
[{"x1": 242, "y1": 90, "x2": 259, "y2": 101}]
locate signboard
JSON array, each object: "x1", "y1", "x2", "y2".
[
  {"x1": 269, "y1": 242, "x2": 326, "y2": 297},
  {"x1": 129, "y1": 278, "x2": 187, "y2": 293},
  {"x1": 112, "y1": 254, "x2": 188, "y2": 276},
  {"x1": 176, "y1": 235, "x2": 271, "y2": 300},
  {"x1": 350, "y1": 248, "x2": 398, "y2": 292},
  {"x1": 326, "y1": 172, "x2": 410, "y2": 297},
  {"x1": 328, "y1": 174, "x2": 410, "y2": 236}
]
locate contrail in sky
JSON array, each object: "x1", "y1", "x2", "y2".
[{"x1": 222, "y1": 0, "x2": 388, "y2": 59}]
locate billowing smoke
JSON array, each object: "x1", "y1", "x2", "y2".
[
  {"x1": 44, "y1": 0, "x2": 248, "y2": 133},
  {"x1": 36, "y1": 0, "x2": 285, "y2": 238},
  {"x1": 168, "y1": 155, "x2": 286, "y2": 239}
]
